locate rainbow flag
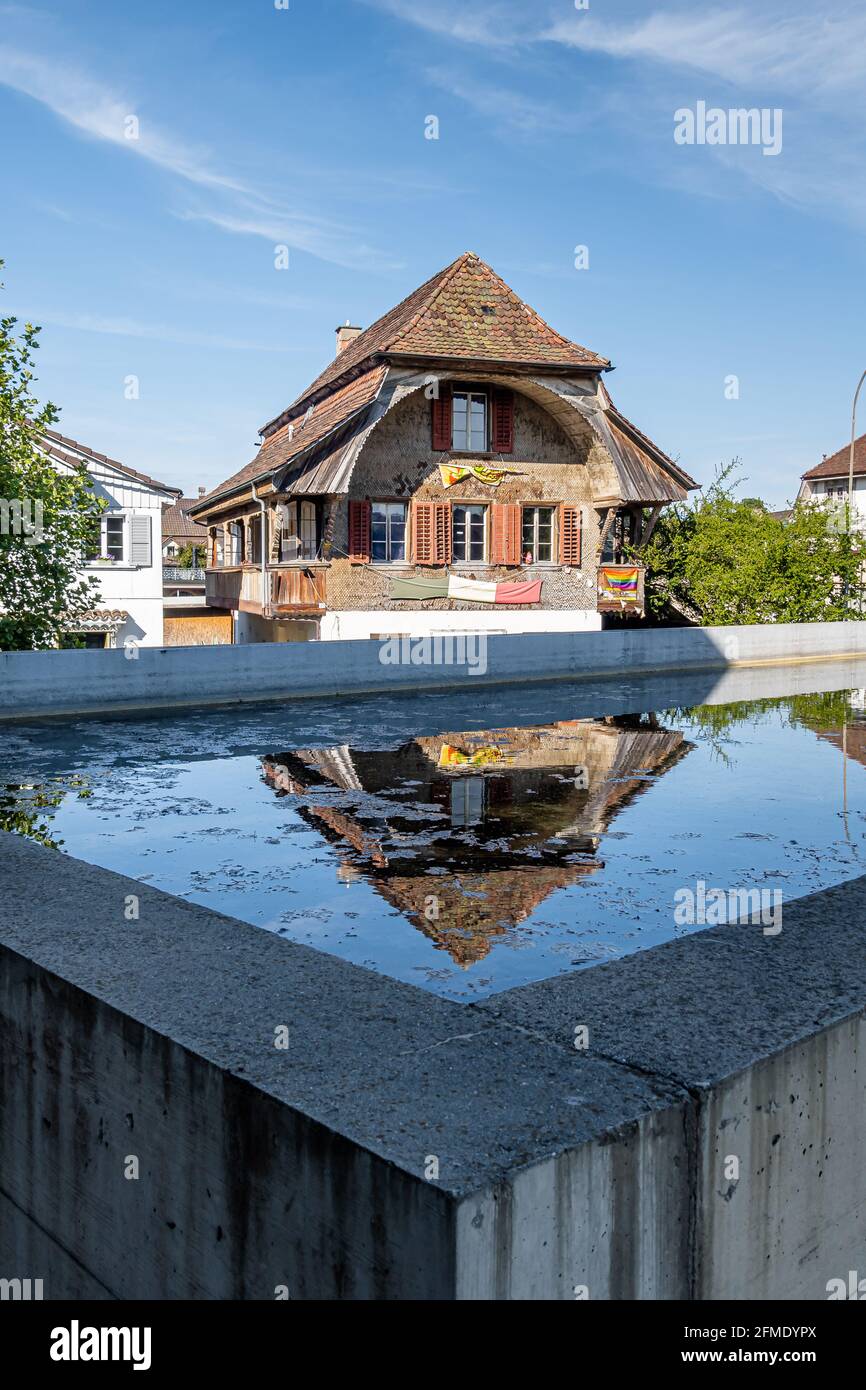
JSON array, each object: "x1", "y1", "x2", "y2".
[{"x1": 598, "y1": 566, "x2": 640, "y2": 601}]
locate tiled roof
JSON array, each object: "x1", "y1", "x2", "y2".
[
  {"x1": 263, "y1": 251, "x2": 609, "y2": 433},
  {"x1": 802, "y1": 433, "x2": 866, "y2": 481},
  {"x1": 191, "y1": 367, "x2": 387, "y2": 513},
  {"x1": 162, "y1": 497, "x2": 208, "y2": 540},
  {"x1": 196, "y1": 254, "x2": 624, "y2": 513},
  {"x1": 39, "y1": 428, "x2": 181, "y2": 497}
]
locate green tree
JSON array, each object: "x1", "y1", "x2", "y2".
[
  {"x1": 639, "y1": 464, "x2": 864, "y2": 625},
  {"x1": 0, "y1": 263, "x2": 104, "y2": 650}
]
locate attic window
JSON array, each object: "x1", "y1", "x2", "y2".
[{"x1": 480, "y1": 305, "x2": 496, "y2": 316}]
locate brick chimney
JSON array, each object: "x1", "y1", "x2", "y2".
[
  {"x1": 335, "y1": 320, "x2": 362, "y2": 357},
  {"x1": 198, "y1": 485, "x2": 206, "y2": 497}
]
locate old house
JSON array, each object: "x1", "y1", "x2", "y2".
[
  {"x1": 190, "y1": 252, "x2": 696, "y2": 642},
  {"x1": 38, "y1": 428, "x2": 179, "y2": 648},
  {"x1": 799, "y1": 431, "x2": 866, "y2": 527}
]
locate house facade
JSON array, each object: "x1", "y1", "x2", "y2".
[
  {"x1": 39, "y1": 429, "x2": 180, "y2": 648},
  {"x1": 191, "y1": 253, "x2": 696, "y2": 643},
  {"x1": 799, "y1": 432, "x2": 866, "y2": 527}
]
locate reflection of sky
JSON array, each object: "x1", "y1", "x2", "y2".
[{"x1": 3, "y1": 691, "x2": 866, "y2": 1001}]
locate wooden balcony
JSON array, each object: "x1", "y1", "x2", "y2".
[{"x1": 206, "y1": 565, "x2": 328, "y2": 617}]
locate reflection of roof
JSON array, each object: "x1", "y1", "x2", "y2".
[
  {"x1": 261, "y1": 718, "x2": 690, "y2": 966},
  {"x1": 40, "y1": 428, "x2": 180, "y2": 498}
]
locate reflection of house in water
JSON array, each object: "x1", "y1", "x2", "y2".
[{"x1": 262, "y1": 719, "x2": 690, "y2": 966}]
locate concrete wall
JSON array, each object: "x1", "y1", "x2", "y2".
[
  {"x1": 2, "y1": 832, "x2": 865, "y2": 1300},
  {"x1": 4, "y1": 620, "x2": 866, "y2": 719}
]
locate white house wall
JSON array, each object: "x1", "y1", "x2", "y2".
[{"x1": 49, "y1": 453, "x2": 172, "y2": 648}]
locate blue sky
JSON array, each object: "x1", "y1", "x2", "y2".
[{"x1": 1, "y1": 0, "x2": 864, "y2": 505}]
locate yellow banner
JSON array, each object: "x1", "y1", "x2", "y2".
[
  {"x1": 438, "y1": 744, "x2": 504, "y2": 768},
  {"x1": 438, "y1": 463, "x2": 520, "y2": 488}
]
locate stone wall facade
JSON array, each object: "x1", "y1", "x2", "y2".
[{"x1": 325, "y1": 386, "x2": 603, "y2": 614}]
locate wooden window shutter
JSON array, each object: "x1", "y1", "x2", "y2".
[
  {"x1": 431, "y1": 383, "x2": 452, "y2": 452},
  {"x1": 129, "y1": 514, "x2": 151, "y2": 567},
  {"x1": 491, "y1": 389, "x2": 514, "y2": 453},
  {"x1": 348, "y1": 499, "x2": 371, "y2": 563},
  {"x1": 413, "y1": 502, "x2": 452, "y2": 565},
  {"x1": 490, "y1": 502, "x2": 521, "y2": 566},
  {"x1": 559, "y1": 505, "x2": 582, "y2": 566}
]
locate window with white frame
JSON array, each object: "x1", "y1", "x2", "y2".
[
  {"x1": 522, "y1": 506, "x2": 556, "y2": 563},
  {"x1": 227, "y1": 521, "x2": 244, "y2": 565},
  {"x1": 371, "y1": 502, "x2": 407, "y2": 563},
  {"x1": 279, "y1": 499, "x2": 320, "y2": 560},
  {"x1": 87, "y1": 513, "x2": 125, "y2": 562},
  {"x1": 452, "y1": 390, "x2": 488, "y2": 452},
  {"x1": 452, "y1": 504, "x2": 487, "y2": 562}
]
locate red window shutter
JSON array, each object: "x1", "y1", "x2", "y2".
[
  {"x1": 490, "y1": 503, "x2": 521, "y2": 566},
  {"x1": 413, "y1": 502, "x2": 452, "y2": 565},
  {"x1": 559, "y1": 505, "x2": 582, "y2": 566},
  {"x1": 431, "y1": 383, "x2": 452, "y2": 452},
  {"x1": 434, "y1": 502, "x2": 452, "y2": 565},
  {"x1": 348, "y1": 499, "x2": 371, "y2": 563},
  {"x1": 492, "y1": 389, "x2": 514, "y2": 453}
]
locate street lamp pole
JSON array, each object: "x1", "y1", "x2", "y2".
[{"x1": 847, "y1": 369, "x2": 866, "y2": 533}]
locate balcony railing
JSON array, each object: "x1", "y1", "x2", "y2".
[
  {"x1": 206, "y1": 564, "x2": 328, "y2": 616},
  {"x1": 163, "y1": 566, "x2": 206, "y2": 583}
]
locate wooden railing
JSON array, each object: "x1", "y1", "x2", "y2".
[
  {"x1": 206, "y1": 565, "x2": 328, "y2": 615},
  {"x1": 270, "y1": 566, "x2": 327, "y2": 612}
]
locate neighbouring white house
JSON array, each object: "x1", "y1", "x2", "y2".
[
  {"x1": 39, "y1": 429, "x2": 181, "y2": 648},
  {"x1": 798, "y1": 431, "x2": 866, "y2": 528}
]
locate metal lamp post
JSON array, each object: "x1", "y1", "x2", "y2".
[{"x1": 847, "y1": 369, "x2": 866, "y2": 533}]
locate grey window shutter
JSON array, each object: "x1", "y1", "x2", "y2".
[{"x1": 130, "y1": 515, "x2": 152, "y2": 566}]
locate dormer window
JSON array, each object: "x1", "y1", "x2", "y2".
[{"x1": 452, "y1": 390, "x2": 488, "y2": 452}]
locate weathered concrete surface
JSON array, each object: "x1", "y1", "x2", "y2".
[
  {"x1": 2, "y1": 820, "x2": 865, "y2": 1297},
  {"x1": 3, "y1": 620, "x2": 866, "y2": 719},
  {"x1": 0, "y1": 832, "x2": 688, "y2": 1300},
  {"x1": 478, "y1": 878, "x2": 866, "y2": 1299}
]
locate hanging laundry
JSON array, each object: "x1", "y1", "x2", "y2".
[
  {"x1": 494, "y1": 579, "x2": 543, "y2": 605},
  {"x1": 447, "y1": 575, "x2": 499, "y2": 603},
  {"x1": 388, "y1": 575, "x2": 449, "y2": 600}
]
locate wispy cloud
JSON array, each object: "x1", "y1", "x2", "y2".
[
  {"x1": 359, "y1": 0, "x2": 521, "y2": 49},
  {"x1": 426, "y1": 66, "x2": 590, "y2": 136},
  {"x1": 14, "y1": 308, "x2": 296, "y2": 353},
  {"x1": 542, "y1": 7, "x2": 866, "y2": 100},
  {"x1": 0, "y1": 46, "x2": 249, "y2": 192},
  {"x1": 0, "y1": 40, "x2": 397, "y2": 269}
]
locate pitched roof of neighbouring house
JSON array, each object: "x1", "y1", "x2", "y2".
[
  {"x1": 162, "y1": 497, "x2": 208, "y2": 540},
  {"x1": 39, "y1": 428, "x2": 181, "y2": 498},
  {"x1": 802, "y1": 432, "x2": 866, "y2": 481}
]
